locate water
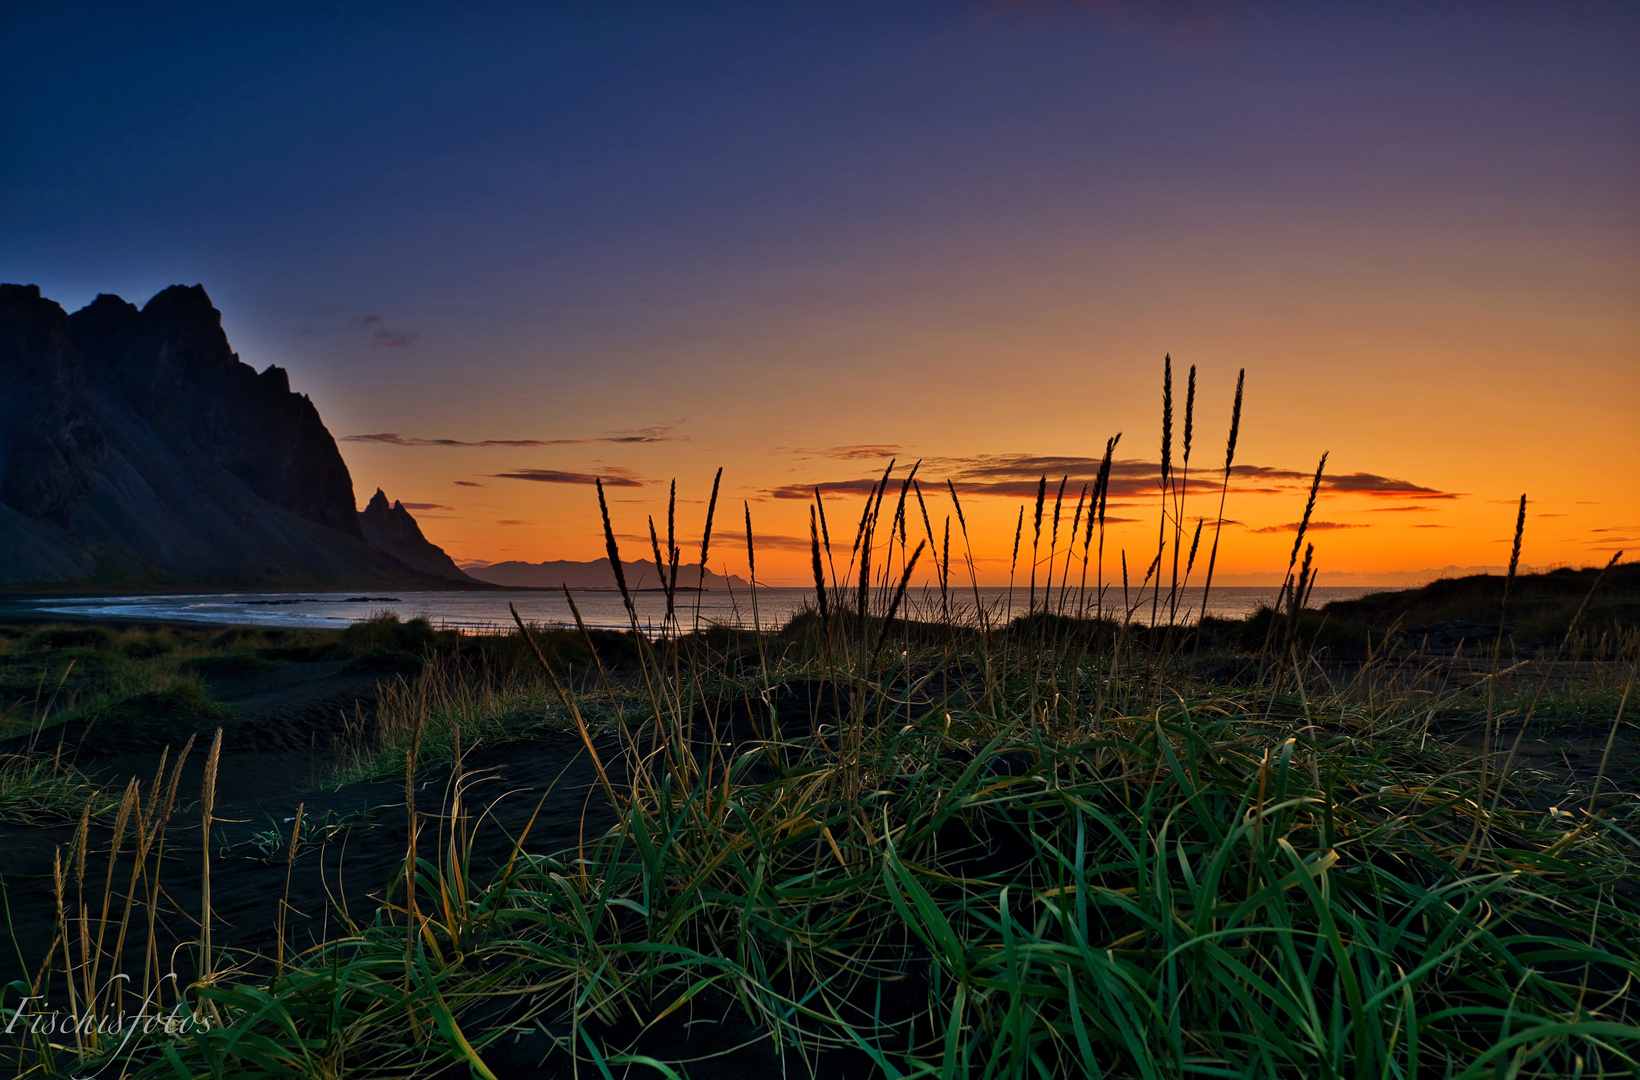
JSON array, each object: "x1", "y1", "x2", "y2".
[{"x1": 7, "y1": 586, "x2": 1382, "y2": 635}]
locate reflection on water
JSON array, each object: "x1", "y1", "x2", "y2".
[{"x1": 11, "y1": 586, "x2": 1381, "y2": 635}]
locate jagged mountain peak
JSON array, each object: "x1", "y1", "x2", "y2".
[
  {"x1": 0, "y1": 282, "x2": 475, "y2": 590},
  {"x1": 358, "y1": 489, "x2": 477, "y2": 584},
  {"x1": 72, "y1": 293, "x2": 142, "y2": 340}
]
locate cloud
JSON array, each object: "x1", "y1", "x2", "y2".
[
  {"x1": 343, "y1": 420, "x2": 685, "y2": 447},
  {"x1": 950, "y1": 456, "x2": 1457, "y2": 500},
  {"x1": 794, "y1": 444, "x2": 905, "y2": 460},
  {"x1": 767, "y1": 454, "x2": 1457, "y2": 505},
  {"x1": 399, "y1": 502, "x2": 449, "y2": 511},
  {"x1": 778, "y1": 479, "x2": 889, "y2": 500},
  {"x1": 1366, "y1": 505, "x2": 1435, "y2": 513},
  {"x1": 620, "y1": 529, "x2": 814, "y2": 554},
  {"x1": 773, "y1": 455, "x2": 1149, "y2": 501},
  {"x1": 493, "y1": 468, "x2": 644, "y2": 488},
  {"x1": 349, "y1": 433, "x2": 557, "y2": 447},
  {"x1": 827, "y1": 445, "x2": 902, "y2": 459},
  {"x1": 602, "y1": 422, "x2": 689, "y2": 444},
  {"x1": 453, "y1": 480, "x2": 483, "y2": 487},
  {"x1": 1232, "y1": 466, "x2": 1458, "y2": 499},
  {"x1": 1248, "y1": 521, "x2": 1367, "y2": 534},
  {"x1": 361, "y1": 313, "x2": 416, "y2": 348},
  {"x1": 778, "y1": 444, "x2": 904, "y2": 461}
]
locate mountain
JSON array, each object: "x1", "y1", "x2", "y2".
[
  {"x1": 0, "y1": 282, "x2": 475, "y2": 591},
  {"x1": 358, "y1": 489, "x2": 480, "y2": 584},
  {"x1": 463, "y1": 559, "x2": 748, "y2": 591}
]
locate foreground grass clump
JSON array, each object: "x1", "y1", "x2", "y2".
[
  {"x1": 0, "y1": 752, "x2": 109, "y2": 824},
  {"x1": 329, "y1": 645, "x2": 567, "y2": 783},
  {"x1": 20, "y1": 620, "x2": 1635, "y2": 1080}
]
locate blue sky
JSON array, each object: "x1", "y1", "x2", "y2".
[{"x1": 5, "y1": 2, "x2": 1636, "y2": 579}]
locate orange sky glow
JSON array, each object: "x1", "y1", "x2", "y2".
[
  {"x1": 328, "y1": 203, "x2": 1638, "y2": 586},
  {"x1": 10, "y1": 3, "x2": 1636, "y2": 582}
]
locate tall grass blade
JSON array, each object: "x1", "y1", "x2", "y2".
[{"x1": 1198, "y1": 368, "x2": 1243, "y2": 625}]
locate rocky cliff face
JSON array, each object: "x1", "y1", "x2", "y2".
[
  {"x1": 358, "y1": 489, "x2": 479, "y2": 583},
  {"x1": 0, "y1": 283, "x2": 459, "y2": 590},
  {"x1": 0, "y1": 288, "x2": 103, "y2": 527},
  {"x1": 71, "y1": 286, "x2": 362, "y2": 536}
]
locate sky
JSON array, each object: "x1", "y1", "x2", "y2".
[{"x1": 4, "y1": 1, "x2": 1636, "y2": 586}]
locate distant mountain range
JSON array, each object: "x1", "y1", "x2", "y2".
[
  {"x1": 0, "y1": 282, "x2": 480, "y2": 591},
  {"x1": 463, "y1": 559, "x2": 748, "y2": 591}
]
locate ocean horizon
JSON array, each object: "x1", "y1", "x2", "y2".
[{"x1": 7, "y1": 585, "x2": 1383, "y2": 635}]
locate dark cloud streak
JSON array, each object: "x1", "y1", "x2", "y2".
[
  {"x1": 361, "y1": 313, "x2": 415, "y2": 348},
  {"x1": 1248, "y1": 521, "x2": 1367, "y2": 533},
  {"x1": 345, "y1": 421, "x2": 686, "y2": 447},
  {"x1": 493, "y1": 469, "x2": 644, "y2": 487},
  {"x1": 771, "y1": 454, "x2": 1456, "y2": 503}
]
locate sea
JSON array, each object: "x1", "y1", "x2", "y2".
[{"x1": 5, "y1": 586, "x2": 1383, "y2": 636}]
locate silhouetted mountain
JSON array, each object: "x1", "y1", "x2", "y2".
[
  {"x1": 358, "y1": 489, "x2": 479, "y2": 584},
  {"x1": 464, "y1": 559, "x2": 748, "y2": 591},
  {"x1": 0, "y1": 283, "x2": 473, "y2": 591}
]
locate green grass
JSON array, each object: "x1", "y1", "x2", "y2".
[
  {"x1": 0, "y1": 753, "x2": 110, "y2": 824},
  {"x1": 328, "y1": 645, "x2": 572, "y2": 784},
  {"x1": 8, "y1": 609, "x2": 1633, "y2": 1079}
]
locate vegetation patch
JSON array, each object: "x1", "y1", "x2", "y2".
[{"x1": 89, "y1": 682, "x2": 229, "y2": 736}]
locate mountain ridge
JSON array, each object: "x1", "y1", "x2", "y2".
[{"x1": 0, "y1": 283, "x2": 479, "y2": 592}]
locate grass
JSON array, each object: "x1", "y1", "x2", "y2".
[
  {"x1": 18, "y1": 626, "x2": 1635, "y2": 1078},
  {"x1": 0, "y1": 753, "x2": 110, "y2": 825},
  {"x1": 1322, "y1": 564, "x2": 1640, "y2": 648},
  {"x1": 328, "y1": 645, "x2": 570, "y2": 784},
  {"x1": 3, "y1": 361, "x2": 1638, "y2": 1078},
  {"x1": 0, "y1": 626, "x2": 237, "y2": 743}
]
